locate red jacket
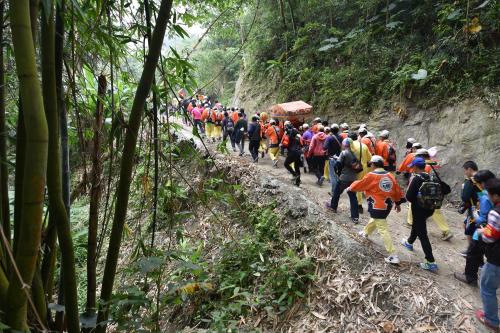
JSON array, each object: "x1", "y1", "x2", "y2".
[
  {"x1": 309, "y1": 132, "x2": 327, "y2": 157},
  {"x1": 350, "y1": 169, "x2": 404, "y2": 217}
]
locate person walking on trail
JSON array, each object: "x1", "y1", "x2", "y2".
[
  {"x1": 265, "y1": 119, "x2": 281, "y2": 167},
  {"x1": 403, "y1": 148, "x2": 453, "y2": 241},
  {"x1": 397, "y1": 142, "x2": 423, "y2": 184},
  {"x1": 401, "y1": 157, "x2": 439, "y2": 272},
  {"x1": 202, "y1": 107, "x2": 216, "y2": 141},
  {"x1": 375, "y1": 130, "x2": 397, "y2": 172},
  {"x1": 349, "y1": 155, "x2": 405, "y2": 264},
  {"x1": 454, "y1": 170, "x2": 496, "y2": 286},
  {"x1": 191, "y1": 103, "x2": 204, "y2": 134},
  {"x1": 233, "y1": 111, "x2": 248, "y2": 156},
  {"x1": 282, "y1": 121, "x2": 302, "y2": 186},
  {"x1": 301, "y1": 124, "x2": 313, "y2": 174},
  {"x1": 326, "y1": 138, "x2": 360, "y2": 224},
  {"x1": 349, "y1": 132, "x2": 373, "y2": 214},
  {"x1": 322, "y1": 127, "x2": 332, "y2": 182},
  {"x1": 359, "y1": 127, "x2": 376, "y2": 155},
  {"x1": 324, "y1": 123, "x2": 343, "y2": 196},
  {"x1": 339, "y1": 123, "x2": 349, "y2": 140},
  {"x1": 460, "y1": 160, "x2": 483, "y2": 256},
  {"x1": 475, "y1": 178, "x2": 500, "y2": 332},
  {"x1": 311, "y1": 118, "x2": 322, "y2": 134},
  {"x1": 404, "y1": 138, "x2": 417, "y2": 157},
  {"x1": 222, "y1": 111, "x2": 236, "y2": 152},
  {"x1": 248, "y1": 116, "x2": 262, "y2": 163},
  {"x1": 258, "y1": 112, "x2": 269, "y2": 159},
  {"x1": 214, "y1": 108, "x2": 224, "y2": 141},
  {"x1": 309, "y1": 125, "x2": 328, "y2": 186}
]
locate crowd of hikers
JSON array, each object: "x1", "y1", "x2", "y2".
[{"x1": 179, "y1": 95, "x2": 500, "y2": 332}]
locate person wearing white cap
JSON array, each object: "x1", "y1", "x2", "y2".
[
  {"x1": 339, "y1": 123, "x2": 349, "y2": 140},
  {"x1": 348, "y1": 155, "x2": 405, "y2": 264},
  {"x1": 375, "y1": 130, "x2": 397, "y2": 171},
  {"x1": 359, "y1": 127, "x2": 376, "y2": 155},
  {"x1": 405, "y1": 138, "x2": 417, "y2": 157}
]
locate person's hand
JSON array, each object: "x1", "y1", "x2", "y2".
[
  {"x1": 395, "y1": 205, "x2": 401, "y2": 213},
  {"x1": 476, "y1": 226, "x2": 484, "y2": 235},
  {"x1": 346, "y1": 187, "x2": 352, "y2": 192}
]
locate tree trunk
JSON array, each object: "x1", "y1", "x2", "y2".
[
  {"x1": 0, "y1": 0, "x2": 9, "y2": 250},
  {"x1": 40, "y1": 1, "x2": 80, "y2": 332},
  {"x1": 286, "y1": 0, "x2": 297, "y2": 35},
  {"x1": 143, "y1": 0, "x2": 159, "y2": 250},
  {"x1": 95, "y1": 0, "x2": 173, "y2": 330},
  {"x1": 5, "y1": 0, "x2": 49, "y2": 330},
  {"x1": 86, "y1": 74, "x2": 106, "y2": 317}
]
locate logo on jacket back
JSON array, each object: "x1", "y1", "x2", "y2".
[{"x1": 379, "y1": 177, "x2": 393, "y2": 192}]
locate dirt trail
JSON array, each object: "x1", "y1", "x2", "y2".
[{"x1": 178, "y1": 123, "x2": 495, "y2": 326}]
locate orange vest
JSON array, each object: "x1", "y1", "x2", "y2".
[
  {"x1": 265, "y1": 125, "x2": 280, "y2": 145},
  {"x1": 375, "y1": 140, "x2": 390, "y2": 166},
  {"x1": 398, "y1": 153, "x2": 415, "y2": 173},
  {"x1": 350, "y1": 169, "x2": 404, "y2": 211},
  {"x1": 361, "y1": 136, "x2": 376, "y2": 155}
]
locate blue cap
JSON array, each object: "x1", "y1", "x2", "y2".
[{"x1": 408, "y1": 156, "x2": 426, "y2": 168}]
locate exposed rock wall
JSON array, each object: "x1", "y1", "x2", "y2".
[{"x1": 233, "y1": 74, "x2": 500, "y2": 197}]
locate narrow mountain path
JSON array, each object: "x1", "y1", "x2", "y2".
[{"x1": 177, "y1": 121, "x2": 496, "y2": 328}]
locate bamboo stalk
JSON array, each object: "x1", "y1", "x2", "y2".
[
  {"x1": 5, "y1": 0, "x2": 49, "y2": 329},
  {"x1": 95, "y1": 1, "x2": 173, "y2": 330}
]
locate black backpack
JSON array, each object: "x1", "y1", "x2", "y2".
[
  {"x1": 226, "y1": 118, "x2": 234, "y2": 132},
  {"x1": 417, "y1": 173, "x2": 444, "y2": 210}
]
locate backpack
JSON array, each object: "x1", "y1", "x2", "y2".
[
  {"x1": 226, "y1": 118, "x2": 234, "y2": 132},
  {"x1": 416, "y1": 173, "x2": 444, "y2": 210},
  {"x1": 250, "y1": 123, "x2": 261, "y2": 141},
  {"x1": 387, "y1": 143, "x2": 397, "y2": 165},
  {"x1": 349, "y1": 150, "x2": 363, "y2": 173}
]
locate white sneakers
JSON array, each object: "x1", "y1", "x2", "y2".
[
  {"x1": 358, "y1": 230, "x2": 368, "y2": 238},
  {"x1": 384, "y1": 255, "x2": 400, "y2": 265}
]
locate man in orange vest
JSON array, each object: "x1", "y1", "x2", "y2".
[
  {"x1": 375, "y1": 130, "x2": 396, "y2": 171},
  {"x1": 265, "y1": 119, "x2": 281, "y2": 167},
  {"x1": 348, "y1": 155, "x2": 405, "y2": 264}
]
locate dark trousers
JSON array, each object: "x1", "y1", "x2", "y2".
[
  {"x1": 285, "y1": 151, "x2": 301, "y2": 177},
  {"x1": 312, "y1": 156, "x2": 326, "y2": 181},
  {"x1": 465, "y1": 240, "x2": 485, "y2": 281},
  {"x1": 224, "y1": 130, "x2": 236, "y2": 149},
  {"x1": 408, "y1": 208, "x2": 435, "y2": 262},
  {"x1": 249, "y1": 139, "x2": 260, "y2": 161},
  {"x1": 306, "y1": 157, "x2": 314, "y2": 172},
  {"x1": 330, "y1": 180, "x2": 359, "y2": 218},
  {"x1": 193, "y1": 119, "x2": 204, "y2": 134}
]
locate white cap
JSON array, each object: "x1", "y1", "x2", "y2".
[
  {"x1": 318, "y1": 125, "x2": 325, "y2": 132},
  {"x1": 302, "y1": 123, "x2": 309, "y2": 129},
  {"x1": 270, "y1": 119, "x2": 276, "y2": 125},
  {"x1": 284, "y1": 120, "x2": 291, "y2": 126},
  {"x1": 416, "y1": 148, "x2": 429, "y2": 156},
  {"x1": 331, "y1": 123, "x2": 339, "y2": 130},
  {"x1": 340, "y1": 123, "x2": 349, "y2": 129},
  {"x1": 365, "y1": 132, "x2": 375, "y2": 138},
  {"x1": 369, "y1": 155, "x2": 384, "y2": 164},
  {"x1": 407, "y1": 137, "x2": 416, "y2": 144},
  {"x1": 379, "y1": 130, "x2": 390, "y2": 138},
  {"x1": 358, "y1": 127, "x2": 368, "y2": 134},
  {"x1": 314, "y1": 117, "x2": 321, "y2": 123},
  {"x1": 325, "y1": 127, "x2": 331, "y2": 132},
  {"x1": 412, "y1": 142, "x2": 422, "y2": 148}
]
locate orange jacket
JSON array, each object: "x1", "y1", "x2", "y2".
[
  {"x1": 361, "y1": 136, "x2": 376, "y2": 155},
  {"x1": 311, "y1": 124, "x2": 319, "y2": 134},
  {"x1": 398, "y1": 153, "x2": 415, "y2": 173},
  {"x1": 265, "y1": 125, "x2": 280, "y2": 145},
  {"x1": 340, "y1": 132, "x2": 348, "y2": 140},
  {"x1": 375, "y1": 140, "x2": 391, "y2": 166},
  {"x1": 231, "y1": 111, "x2": 239, "y2": 123},
  {"x1": 201, "y1": 109, "x2": 216, "y2": 123},
  {"x1": 350, "y1": 169, "x2": 404, "y2": 213}
]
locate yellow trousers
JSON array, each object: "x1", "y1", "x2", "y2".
[
  {"x1": 205, "y1": 123, "x2": 215, "y2": 138},
  {"x1": 356, "y1": 169, "x2": 368, "y2": 206},
  {"x1": 324, "y1": 162, "x2": 330, "y2": 181},
  {"x1": 268, "y1": 147, "x2": 280, "y2": 161},
  {"x1": 259, "y1": 141, "x2": 267, "y2": 153},
  {"x1": 213, "y1": 125, "x2": 222, "y2": 138},
  {"x1": 407, "y1": 204, "x2": 449, "y2": 233},
  {"x1": 364, "y1": 218, "x2": 395, "y2": 254}
]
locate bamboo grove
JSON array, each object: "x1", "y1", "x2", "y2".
[{"x1": 0, "y1": 0, "x2": 242, "y2": 331}]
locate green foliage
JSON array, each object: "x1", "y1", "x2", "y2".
[{"x1": 239, "y1": 0, "x2": 499, "y2": 112}]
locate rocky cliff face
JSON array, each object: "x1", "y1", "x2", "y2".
[{"x1": 233, "y1": 74, "x2": 500, "y2": 197}]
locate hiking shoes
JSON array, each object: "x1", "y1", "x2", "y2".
[
  {"x1": 401, "y1": 239, "x2": 414, "y2": 251},
  {"x1": 272, "y1": 160, "x2": 278, "y2": 168},
  {"x1": 358, "y1": 230, "x2": 368, "y2": 238},
  {"x1": 384, "y1": 255, "x2": 400, "y2": 265},
  {"x1": 441, "y1": 231, "x2": 453, "y2": 241},
  {"x1": 459, "y1": 249, "x2": 469, "y2": 257},
  {"x1": 453, "y1": 272, "x2": 477, "y2": 286},
  {"x1": 475, "y1": 309, "x2": 500, "y2": 332},
  {"x1": 420, "y1": 261, "x2": 438, "y2": 272},
  {"x1": 352, "y1": 217, "x2": 359, "y2": 224},
  {"x1": 318, "y1": 176, "x2": 325, "y2": 186}
]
